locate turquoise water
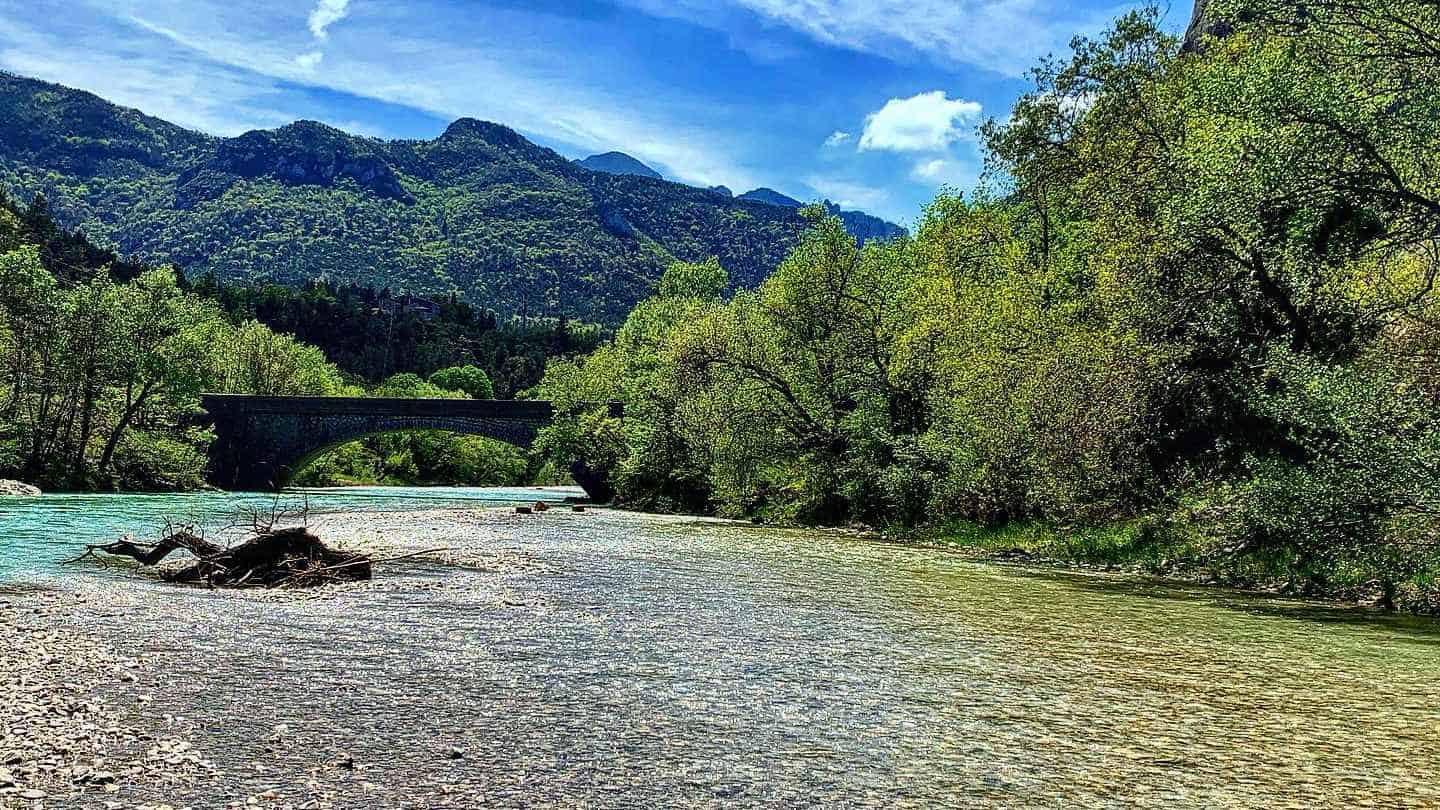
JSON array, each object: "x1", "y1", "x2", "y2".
[
  {"x1": 7, "y1": 493, "x2": 1440, "y2": 805},
  {"x1": 0, "y1": 486, "x2": 579, "y2": 581}
]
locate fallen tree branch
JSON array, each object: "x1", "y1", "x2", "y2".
[
  {"x1": 72, "y1": 526, "x2": 373, "y2": 590},
  {"x1": 69, "y1": 529, "x2": 220, "y2": 566}
]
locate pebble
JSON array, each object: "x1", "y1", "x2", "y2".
[{"x1": 0, "y1": 592, "x2": 217, "y2": 804}]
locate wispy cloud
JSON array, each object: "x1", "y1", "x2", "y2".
[
  {"x1": 909, "y1": 156, "x2": 974, "y2": 186},
  {"x1": 858, "y1": 91, "x2": 981, "y2": 153},
  {"x1": 823, "y1": 130, "x2": 852, "y2": 148},
  {"x1": 620, "y1": 0, "x2": 1111, "y2": 77},
  {"x1": 298, "y1": 0, "x2": 349, "y2": 79},
  {"x1": 295, "y1": 50, "x2": 324, "y2": 71},
  {"x1": 26, "y1": 0, "x2": 767, "y2": 191},
  {"x1": 804, "y1": 174, "x2": 889, "y2": 210},
  {"x1": 0, "y1": 13, "x2": 295, "y2": 136},
  {"x1": 308, "y1": 0, "x2": 350, "y2": 41}
]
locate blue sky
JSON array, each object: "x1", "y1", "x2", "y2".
[{"x1": 0, "y1": 0, "x2": 1188, "y2": 224}]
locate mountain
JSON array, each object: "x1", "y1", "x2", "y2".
[
  {"x1": 738, "y1": 187, "x2": 803, "y2": 208},
  {"x1": 1182, "y1": 0, "x2": 1226, "y2": 53},
  {"x1": 825, "y1": 203, "x2": 906, "y2": 244},
  {"x1": 575, "y1": 151, "x2": 662, "y2": 180},
  {"x1": 0, "y1": 73, "x2": 807, "y2": 325},
  {"x1": 738, "y1": 187, "x2": 906, "y2": 244}
]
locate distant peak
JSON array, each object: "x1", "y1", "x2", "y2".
[
  {"x1": 443, "y1": 117, "x2": 486, "y2": 134},
  {"x1": 441, "y1": 117, "x2": 521, "y2": 141},
  {"x1": 278, "y1": 119, "x2": 340, "y2": 133},
  {"x1": 738, "y1": 187, "x2": 804, "y2": 208},
  {"x1": 577, "y1": 151, "x2": 662, "y2": 180}
]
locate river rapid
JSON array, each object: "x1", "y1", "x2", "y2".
[{"x1": 2, "y1": 489, "x2": 1438, "y2": 808}]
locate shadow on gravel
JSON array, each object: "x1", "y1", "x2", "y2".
[
  {"x1": 999, "y1": 564, "x2": 1440, "y2": 646},
  {"x1": 0, "y1": 582, "x2": 61, "y2": 596}
]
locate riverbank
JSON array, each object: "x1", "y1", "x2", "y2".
[
  {"x1": 917, "y1": 518, "x2": 1440, "y2": 616},
  {"x1": 0, "y1": 480, "x2": 40, "y2": 497},
  {"x1": 0, "y1": 587, "x2": 218, "y2": 807}
]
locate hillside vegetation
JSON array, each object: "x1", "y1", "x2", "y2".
[
  {"x1": 534, "y1": 0, "x2": 1440, "y2": 611},
  {"x1": 0, "y1": 193, "x2": 583, "y2": 490},
  {"x1": 0, "y1": 76, "x2": 813, "y2": 324}
]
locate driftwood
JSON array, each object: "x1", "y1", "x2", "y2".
[{"x1": 74, "y1": 526, "x2": 372, "y2": 589}]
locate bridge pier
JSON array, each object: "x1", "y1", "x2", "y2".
[{"x1": 201, "y1": 394, "x2": 618, "y2": 501}]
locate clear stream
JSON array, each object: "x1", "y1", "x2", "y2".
[
  {"x1": 2, "y1": 489, "x2": 1438, "y2": 807},
  {"x1": 0, "y1": 486, "x2": 571, "y2": 581}
]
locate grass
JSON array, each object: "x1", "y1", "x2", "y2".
[
  {"x1": 915, "y1": 518, "x2": 1179, "y2": 567},
  {"x1": 908, "y1": 515, "x2": 1440, "y2": 615}
]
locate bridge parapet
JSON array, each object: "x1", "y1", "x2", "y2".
[
  {"x1": 201, "y1": 394, "x2": 558, "y2": 419},
  {"x1": 199, "y1": 394, "x2": 621, "y2": 499}
]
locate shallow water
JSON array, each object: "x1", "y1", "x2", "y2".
[
  {"x1": 6, "y1": 493, "x2": 1440, "y2": 807},
  {"x1": 0, "y1": 486, "x2": 577, "y2": 581}
]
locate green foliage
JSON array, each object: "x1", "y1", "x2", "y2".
[
  {"x1": 196, "y1": 276, "x2": 600, "y2": 397},
  {"x1": 295, "y1": 371, "x2": 527, "y2": 487},
  {"x1": 0, "y1": 236, "x2": 345, "y2": 490},
  {"x1": 374, "y1": 372, "x2": 464, "y2": 400},
  {"x1": 0, "y1": 194, "x2": 343, "y2": 491},
  {"x1": 107, "y1": 428, "x2": 212, "y2": 492},
  {"x1": 0, "y1": 192, "x2": 573, "y2": 491},
  {"x1": 0, "y1": 75, "x2": 812, "y2": 326},
  {"x1": 658, "y1": 257, "x2": 727, "y2": 300},
  {"x1": 295, "y1": 432, "x2": 530, "y2": 488},
  {"x1": 428, "y1": 365, "x2": 494, "y2": 399},
  {"x1": 534, "y1": 0, "x2": 1440, "y2": 607}
]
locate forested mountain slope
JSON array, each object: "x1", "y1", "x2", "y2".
[{"x1": 0, "y1": 72, "x2": 812, "y2": 324}]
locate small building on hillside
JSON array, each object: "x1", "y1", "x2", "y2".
[{"x1": 377, "y1": 292, "x2": 441, "y2": 321}]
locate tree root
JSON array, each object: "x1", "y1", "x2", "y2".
[{"x1": 73, "y1": 527, "x2": 372, "y2": 589}]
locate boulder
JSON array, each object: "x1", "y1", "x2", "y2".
[{"x1": 0, "y1": 480, "x2": 41, "y2": 497}]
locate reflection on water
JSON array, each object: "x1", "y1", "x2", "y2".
[{"x1": 10, "y1": 496, "x2": 1440, "y2": 807}]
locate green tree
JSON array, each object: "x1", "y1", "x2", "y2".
[{"x1": 428, "y1": 365, "x2": 494, "y2": 399}]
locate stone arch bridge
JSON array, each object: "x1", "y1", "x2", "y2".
[{"x1": 201, "y1": 394, "x2": 621, "y2": 501}]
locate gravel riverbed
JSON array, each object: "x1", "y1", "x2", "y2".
[
  {"x1": 5, "y1": 504, "x2": 1440, "y2": 809},
  {"x1": 1, "y1": 507, "x2": 564, "y2": 809},
  {"x1": 1, "y1": 588, "x2": 217, "y2": 809}
]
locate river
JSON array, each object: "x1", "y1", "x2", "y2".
[{"x1": 2, "y1": 489, "x2": 1438, "y2": 808}]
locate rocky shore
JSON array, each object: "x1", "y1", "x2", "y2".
[
  {"x1": 0, "y1": 587, "x2": 216, "y2": 809},
  {"x1": 1, "y1": 586, "x2": 395, "y2": 809},
  {"x1": 6, "y1": 503, "x2": 1437, "y2": 808},
  {"x1": 0, "y1": 506, "x2": 574, "y2": 809}
]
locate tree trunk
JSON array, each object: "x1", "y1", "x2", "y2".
[{"x1": 97, "y1": 382, "x2": 154, "y2": 476}]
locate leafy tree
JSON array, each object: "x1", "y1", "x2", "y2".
[
  {"x1": 532, "y1": 0, "x2": 1440, "y2": 607},
  {"x1": 428, "y1": 365, "x2": 494, "y2": 399}
]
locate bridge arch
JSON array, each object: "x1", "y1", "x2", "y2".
[{"x1": 201, "y1": 394, "x2": 618, "y2": 501}]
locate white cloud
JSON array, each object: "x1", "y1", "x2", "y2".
[
  {"x1": 909, "y1": 156, "x2": 974, "y2": 186},
  {"x1": 859, "y1": 91, "x2": 981, "y2": 153},
  {"x1": 823, "y1": 130, "x2": 851, "y2": 148},
  {"x1": 804, "y1": 175, "x2": 888, "y2": 210},
  {"x1": 308, "y1": 0, "x2": 350, "y2": 41},
  {"x1": 295, "y1": 50, "x2": 324, "y2": 71},
  {"x1": 911, "y1": 158, "x2": 948, "y2": 181},
  {"x1": 0, "y1": 14, "x2": 294, "y2": 137},
  {"x1": 620, "y1": 0, "x2": 1112, "y2": 77},
  {"x1": 32, "y1": 0, "x2": 767, "y2": 192}
]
